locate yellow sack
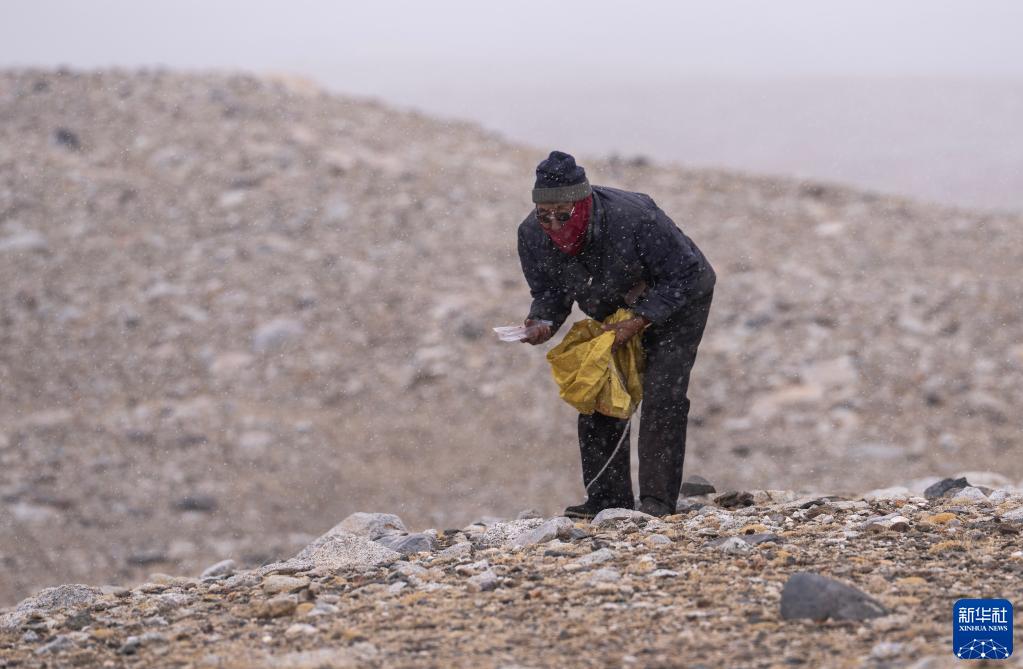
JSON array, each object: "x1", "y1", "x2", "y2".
[{"x1": 546, "y1": 308, "x2": 645, "y2": 419}]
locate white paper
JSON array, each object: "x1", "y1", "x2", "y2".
[{"x1": 492, "y1": 320, "x2": 553, "y2": 342}]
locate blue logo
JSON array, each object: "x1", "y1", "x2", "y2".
[{"x1": 953, "y1": 599, "x2": 1013, "y2": 660}]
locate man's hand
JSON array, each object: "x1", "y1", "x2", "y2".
[
  {"x1": 602, "y1": 316, "x2": 650, "y2": 352},
  {"x1": 520, "y1": 318, "x2": 553, "y2": 346}
]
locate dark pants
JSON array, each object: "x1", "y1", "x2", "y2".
[{"x1": 578, "y1": 290, "x2": 713, "y2": 510}]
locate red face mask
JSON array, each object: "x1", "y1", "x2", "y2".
[{"x1": 540, "y1": 195, "x2": 591, "y2": 255}]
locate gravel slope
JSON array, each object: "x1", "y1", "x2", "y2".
[
  {"x1": 0, "y1": 68, "x2": 1021, "y2": 607},
  {"x1": 2, "y1": 483, "x2": 1022, "y2": 668}
]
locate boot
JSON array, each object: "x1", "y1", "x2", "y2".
[
  {"x1": 564, "y1": 496, "x2": 634, "y2": 520},
  {"x1": 637, "y1": 496, "x2": 675, "y2": 518}
]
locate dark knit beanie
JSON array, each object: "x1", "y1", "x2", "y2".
[{"x1": 532, "y1": 150, "x2": 592, "y2": 203}]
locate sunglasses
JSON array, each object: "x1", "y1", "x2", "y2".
[{"x1": 536, "y1": 204, "x2": 575, "y2": 225}]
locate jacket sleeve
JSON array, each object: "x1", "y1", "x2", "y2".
[
  {"x1": 518, "y1": 225, "x2": 573, "y2": 332},
  {"x1": 630, "y1": 205, "x2": 715, "y2": 325}
]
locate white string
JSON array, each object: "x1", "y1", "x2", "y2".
[
  {"x1": 584, "y1": 400, "x2": 640, "y2": 493},
  {"x1": 582, "y1": 336, "x2": 642, "y2": 493}
]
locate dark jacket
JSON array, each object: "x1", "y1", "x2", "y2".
[{"x1": 517, "y1": 185, "x2": 715, "y2": 333}]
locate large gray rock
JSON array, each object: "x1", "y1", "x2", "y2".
[
  {"x1": 949, "y1": 486, "x2": 988, "y2": 503},
  {"x1": 591, "y1": 508, "x2": 654, "y2": 527},
  {"x1": 374, "y1": 532, "x2": 437, "y2": 555},
  {"x1": 708, "y1": 536, "x2": 751, "y2": 555},
  {"x1": 262, "y1": 575, "x2": 310, "y2": 595},
  {"x1": 438, "y1": 541, "x2": 473, "y2": 559},
  {"x1": 200, "y1": 559, "x2": 236, "y2": 580},
  {"x1": 680, "y1": 475, "x2": 716, "y2": 497},
  {"x1": 511, "y1": 517, "x2": 575, "y2": 547},
  {"x1": 714, "y1": 490, "x2": 754, "y2": 509},
  {"x1": 924, "y1": 477, "x2": 970, "y2": 500},
  {"x1": 780, "y1": 572, "x2": 888, "y2": 621},
  {"x1": 675, "y1": 499, "x2": 705, "y2": 513},
  {"x1": 478, "y1": 518, "x2": 545, "y2": 547},
  {"x1": 577, "y1": 548, "x2": 614, "y2": 567},
  {"x1": 332, "y1": 512, "x2": 407, "y2": 541},
  {"x1": 467, "y1": 569, "x2": 500, "y2": 592},
  {"x1": 295, "y1": 531, "x2": 399, "y2": 569},
  {"x1": 744, "y1": 533, "x2": 784, "y2": 546},
  {"x1": 1001, "y1": 507, "x2": 1023, "y2": 522},
  {"x1": 259, "y1": 560, "x2": 315, "y2": 576},
  {"x1": 1, "y1": 584, "x2": 103, "y2": 631},
  {"x1": 860, "y1": 513, "x2": 911, "y2": 531},
  {"x1": 988, "y1": 488, "x2": 1022, "y2": 504}
]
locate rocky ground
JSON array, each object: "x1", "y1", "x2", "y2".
[
  {"x1": 0, "y1": 68, "x2": 1021, "y2": 606},
  {"x1": 2, "y1": 474, "x2": 1022, "y2": 668}
]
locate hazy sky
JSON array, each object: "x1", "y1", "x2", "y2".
[
  {"x1": 4, "y1": 2, "x2": 1023, "y2": 210},
  {"x1": 4, "y1": 1, "x2": 1022, "y2": 80}
]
